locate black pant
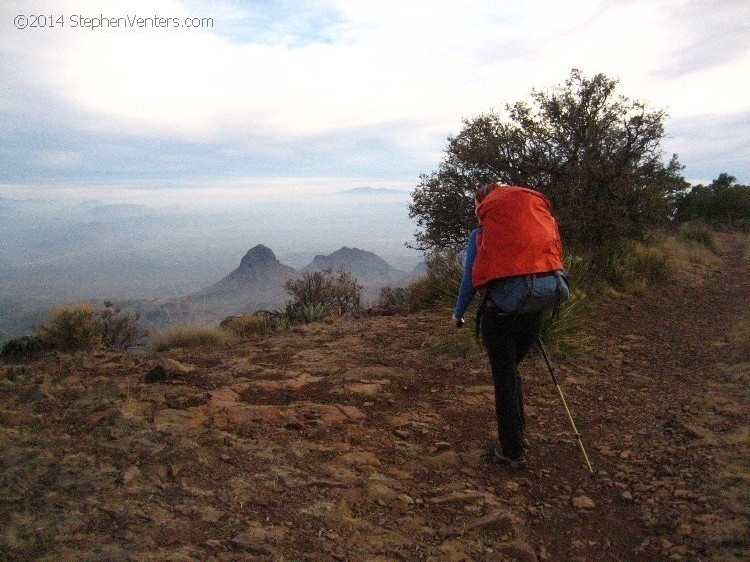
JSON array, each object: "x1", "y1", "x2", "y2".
[{"x1": 481, "y1": 307, "x2": 543, "y2": 460}]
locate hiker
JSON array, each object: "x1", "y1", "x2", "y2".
[{"x1": 452, "y1": 182, "x2": 567, "y2": 467}]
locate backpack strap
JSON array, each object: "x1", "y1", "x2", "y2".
[
  {"x1": 475, "y1": 290, "x2": 490, "y2": 340},
  {"x1": 522, "y1": 274, "x2": 535, "y2": 312},
  {"x1": 475, "y1": 284, "x2": 516, "y2": 340},
  {"x1": 550, "y1": 270, "x2": 568, "y2": 320}
]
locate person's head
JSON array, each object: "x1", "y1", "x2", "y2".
[
  {"x1": 474, "y1": 182, "x2": 501, "y2": 218},
  {"x1": 474, "y1": 182, "x2": 498, "y2": 205}
]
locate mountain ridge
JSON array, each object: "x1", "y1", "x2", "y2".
[
  {"x1": 0, "y1": 243, "x2": 418, "y2": 339},
  {"x1": 123, "y1": 243, "x2": 414, "y2": 329}
]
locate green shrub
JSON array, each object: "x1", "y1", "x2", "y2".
[
  {"x1": 678, "y1": 222, "x2": 717, "y2": 252},
  {"x1": 406, "y1": 250, "x2": 463, "y2": 312},
  {"x1": 539, "y1": 294, "x2": 589, "y2": 351},
  {"x1": 284, "y1": 266, "x2": 362, "y2": 316},
  {"x1": 377, "y1": 286, "x2": 408, "y2": 310},
  {"x1": 151, "y1": 324, "x2": 234, "y2": 351},
  {"x1": 536, "y1": 254, "x2": 592, "y2": 351},
  {"x1": 591, "y1": 239, "x2": 674, "y2": 294},
  {"x1": 622, "y1": 241, "x2": 674, "y2": 292},
  {"x1": 271, "y1": 302, "x2": 329, "y2": 329},
  {"x1": 35, "y1": 301, "x2": 144, "y2": 352},
  {"x1": 404, "y1": 276, "x2": 435, "y2": 312},
  {"x1": 295, "y1": 303, "x2": 329, "y2": 323},
  {"x1": 673, "y1": 173, "x2": 749, "y2": 231},
  {"x1": 99, "y1": 301, "x2": 145, "y2": 349},
  {"x1": 1, "y1": 334, "x2": 52, "y2": 363},
  {"x1": 269, "y1": 312, "x2": 293, "y2": 332},
  {"x1": 37, "y1": 302, "x2": 101, "y2": 351}
]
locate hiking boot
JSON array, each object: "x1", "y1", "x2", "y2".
[
  {"x1": 489, "y1": 445, "x2": 527, "y2": 469},
  {"x1": 493, "y1": 449, "x2": 527, "y2": 469}
]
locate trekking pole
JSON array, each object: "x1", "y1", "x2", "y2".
[{"x1": 536, "y1": 337, "x2": 594, "y2": 477}]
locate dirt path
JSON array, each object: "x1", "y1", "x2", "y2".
[
  {"x1": 521, "y1": 232, "x2": 749, "y2": 561},
  {"x1": 1, "y1": 234, "x2": 747, "y2": 561}
]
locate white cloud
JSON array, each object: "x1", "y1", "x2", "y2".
[
  {"x1": 35, "y1": 150, "x2": 84, "y2": 169},
  {"x1": 2, "y1": 0, "x2": 749, "y2": 183}
]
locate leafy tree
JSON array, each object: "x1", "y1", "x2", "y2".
[
  {"x1": 284, "y1": 266, "x2": 362, "y2": 316},
  {"x1": 673, "y1": 173, "x2": 750, "y2": 229},
  {"x1": 409, "y1": 69, "x2": 687, "y2": 252}
]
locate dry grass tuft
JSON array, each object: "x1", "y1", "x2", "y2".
[
  {"x1": 220, "y1": 314, "x2": 268, "y2": 338},
  {"x1": 151, "y1": 323, "x2": 235, "y2": 351}
]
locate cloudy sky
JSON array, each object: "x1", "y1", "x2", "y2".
[{"x1": 1, "y1": 0, "x2": 749, "y2": 198}]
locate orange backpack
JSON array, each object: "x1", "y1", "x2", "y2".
[{"x1": 472, "y1": 185, "x2": 564, "y2": 291}]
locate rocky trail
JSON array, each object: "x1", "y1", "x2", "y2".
[{"x1": 1, "y1": 234, "x2": 748, "y2": 561}]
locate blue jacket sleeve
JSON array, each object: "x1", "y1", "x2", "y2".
[{"x1": 453, "y1": 227, "x2": 480, "y2": 319}]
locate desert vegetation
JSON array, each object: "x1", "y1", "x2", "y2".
[
  {"x1": 673, "y1": 173, "x2": 750, "y2": 230},
  {"x1": 284, "y1": 266, "x2": 363, "y2": 317},
  {"x1": 1, "y1": 301, "x2": 144, "y2": 361},
  {"x1": 133, "y1": 267, "x2": 363, "y2": 351},
  {"x1": 151, "y1": 323, "x2": 234, "y2": 352}
]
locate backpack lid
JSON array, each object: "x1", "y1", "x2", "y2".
[{"x1": 472, "y1": 186, "x2": 564, "y2": 289}]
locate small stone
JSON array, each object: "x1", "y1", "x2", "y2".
[
  {"x1": 693, "y1": 513, "x2": 717, "y2": 525},
  {"x1": 502, "y1": 540, "x2": 538, "y2": 562},
  {"x1": 231, "y1": 533, "x2": 275, "y2": 555},
  {"x1": 621, "y1": 491, "x2": 633, "y2": 501},
  {"x1": 465, "y1": 508, "x2": 515, "y2": 534},
  {"x1": 572, "y1": 495, "x2": 595, "y2": 509},
  {"x1": 144, "y1": 358, "x2": 193, "y2": 383},
  {"x1": 123, "y1": 465, "x2": 142, "y2": 485}
]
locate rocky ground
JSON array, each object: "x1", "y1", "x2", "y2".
[{"x1": 1, "y1": 233, "x2": 747, "y2": 561}]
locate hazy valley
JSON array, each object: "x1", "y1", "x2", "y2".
[{"x1": 0, "y1": 188, "x2": 422, "y2": 340}]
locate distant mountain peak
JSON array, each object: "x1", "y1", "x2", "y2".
[
  {"x1": 307, "y1": 246, "x2": 385, "y2": 267},
  {"x1": 195, "y1": 244, "x2": 296, "y2": 310},
  {"x1": 239, "y1": 245, "x2": 278, "y2": 269},
  {"x1": 304, "y1": 246, "x2": 407, "y2": 286}
]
